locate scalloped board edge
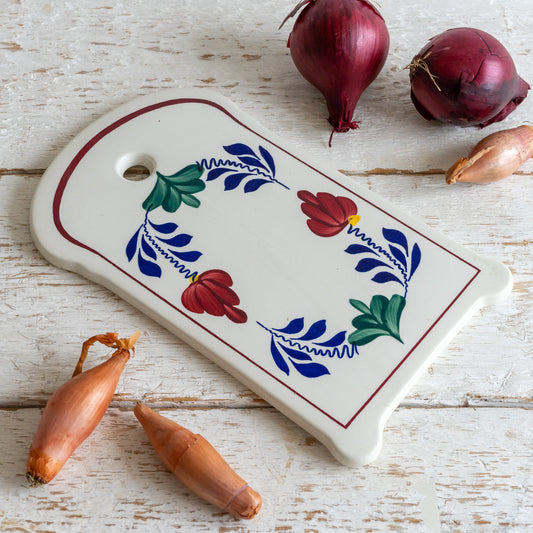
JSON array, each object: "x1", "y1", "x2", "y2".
[{"x1": 30, "y1": 89, "x2": 512, "y2": 466}]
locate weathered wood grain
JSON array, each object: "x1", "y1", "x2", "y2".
[
  {"x1": 0, "y1": 0, "x2": 532, "y2": 172},
  {"x1": 1, "y1": 0, "x2": 532, "y2": 530},
  {"x1": 2, "y1": 406, "x2": 531, "y2": 532}
]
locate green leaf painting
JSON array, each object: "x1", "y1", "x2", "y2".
[
  {"x1": 348, "y1": 294, "x2": 406, "y2": 346},
  {"x1": 142, "y1": 164, "x2": 206, "y2": 213}
]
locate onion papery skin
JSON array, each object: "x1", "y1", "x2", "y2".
[
  {"x1": 134, "y1": 404, "x2": 262, "y2": 519},
  {"x1": 287, "y1": 0, "x2": 389, "y2": 133},
  {"x1": 409, "y1": 27, "x2": 530, "y2": 127},
  {"x1": 446, "y1": 124, "x2": 533, "y2": 184},
  {"x1": 26, "y1": 350, "x2": 130, "y2": 485}
]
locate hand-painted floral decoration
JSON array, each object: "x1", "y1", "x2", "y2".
[
  {"x1": 181, "y1": 269, "x2": 247, "y2": 324},
  {"x1": 127, "y1": 142, "x2": 286, "y2": 325},
  {"x1": 257, "y1": 318, "x2": 358, "y2": 378},
  {"x1": 297, "y1": 190, "x2": 360, "y2": 237},
  {"x1": 143, "y1": 164, "x2": 206, "y2": 212},
  {"x1": 124, "y1": 140, "x2": 424, "y2": 377},
  {"x1": 348, "y1": 294, "x2": 406, "y2": 345},
  {"x1": 198, "y1": 143, "x2": 288, "y2": 191},
  {"x1": 289, "y1": 188, "x2": 424, "y2": 361}
]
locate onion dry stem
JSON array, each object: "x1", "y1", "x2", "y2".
[{"x1": 407, "y1": 52, "x2": 441, "y2": 92}]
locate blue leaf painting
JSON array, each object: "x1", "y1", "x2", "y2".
[
  {"x1": 382, "y1": 228, "x2": 409, "y2": 253},
  {"x1": 159, "y1": 233, "x2": 193, "y2": 248},
  {"x1": 389, "y1": 245, "x2": 408, "y2": 269},
  {"x1": 314, "y1": 331, "x2": 346, "y2": 347},
  {"x1": 141, "y1": 236, "x2": 157, "y2": 260},
  {"x1": 168, "y1": 249, "x2": 202, "y2": 262},
  {"x1": 259, "y1": 145, "x2": 276, "y2": 176},
  {"x1": 291, "y1": 360, "x2": 330, "y2": 378},
  {"x1": 296, "y1": 319, "x2": 327, "y2": 341},
  {"x1": 244, "y1": 178, "x2": 269, "y2": 193},
  {"x1": 223, "y1": 143, "x2": 257, "y2": 157},
  {"x1": 270, "y1": 338, "x2": 290, "y2": 375},
  {"x1": 148, "y1": 221, "x2": 178, "y2": 234},
  {"x1": 126, "y1": 227, "x2": 141, "y2": 262},
  {"x1": 345, "y1": 243, "x2": 377, "y2": 255},
  {"x1": 137, "y1": 254, "x2": 162, "y2": 278},
  {"x1": 224, "y1": 173, "x2": 250, "y2": 191},
  {"x1": 274, "y1": 317, "x2": 305, "y2": 335},
  {"x1": 238, "y1": 155, "x2": 268, "y2": 172},
  {"x1": 409, "y1": 243, "x2": 422, "y2": 279},
  {"x1": 206, "y1": 167, "x2": 232, "y2": 181},
  {"x1": 356, "y1": 258, "x2": 391, "y2": 273},
  {"x1": 371, "y1": 271, "x2": 403, "y2": 285},
  {"x1": 280, "y1": 344, "x2": 313, "y2": 361}
]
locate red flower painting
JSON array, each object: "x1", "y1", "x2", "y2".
[
  {"x1": 181, "y1": 269, "x2": 247, "y2": 324},
  {"x1": 297, "y1": 190, "x2": 360, "y2": 237}
]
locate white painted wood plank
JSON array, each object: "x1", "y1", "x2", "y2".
[
  {"x1": 0, "y1": 0, "x2": 532, "y2": 172},
  {"x1": 1, "y1": 173, "x2": 530, "y2": 406},
  {"x1": 1, "y1": 0, "x2": 532, "y2": 530},
  {"x1": 2, "y1": 406, "x2": 531, "y2": 532}
]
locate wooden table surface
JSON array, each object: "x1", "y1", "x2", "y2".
[{"x1": 1, "y1": 1, "x2": 531, "y2": 531}]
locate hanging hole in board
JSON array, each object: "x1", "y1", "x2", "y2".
[
  {"x1": 118, "y1": 154, "x2": 156, "y2": 182},
  {"x1": 123, "y1": 164, "x2": 152, "y2": 181}
]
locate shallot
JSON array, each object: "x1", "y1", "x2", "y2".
[
  {"x1": 134, "y1": 403, "x2": 262, "y2": 519},
  {"x1": 446, "y1": 125, "x2": 533, "y2": 184},
  {"x1": 408, "y1": 28, "x2": 529, "y2": 127},
  {"x1": 26, "y1": 331, "x2": 140, "y2": 485},
  {"x1": 282, "y1": 0, "x2": 390, "y2": 144}
]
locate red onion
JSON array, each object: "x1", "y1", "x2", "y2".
[
  {"x1": 282, "y1": 0, "x2": 389, "y2": 143},
  {"x1": 409, "y1": 27, "x2": 530, "y2": 127}
]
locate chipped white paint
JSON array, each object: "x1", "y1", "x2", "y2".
[
  {"x1": 0, "y1": 0, "x2": 532, "y2": 172},
  {"x1": 1, "y1": 408, "x2": 532, "y2": 531},
  {"x1": 0, "y1": 0, "x2": 531, "y2": 530}
]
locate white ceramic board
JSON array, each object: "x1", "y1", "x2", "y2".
[{"x1": 30, "y1": 89, "x2": 512, "y2": 466}]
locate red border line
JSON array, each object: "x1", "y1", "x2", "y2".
[
  {"x1": 342, "y1": 269, "x2": 479, "y2": 428},
  {"x1": 52, "y1": 97, "x2": 480, "y2": 429}
]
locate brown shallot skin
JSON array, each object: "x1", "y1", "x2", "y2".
[
  {"x1": 26, "y1": 332, "x2": 140, "y2": 485},
  {"x1": 134, "y1": 403, "x2": 262, "y2": 520},
  {"x1": 446, "y1": 125, "x2": 533, "y2": 184}
]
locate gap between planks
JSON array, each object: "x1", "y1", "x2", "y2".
[
  {"x1": 3, "y1": 168, "x2": 533, "y2": 178},
  {"x1": 1, "y1": 400, "x2": 531, "y2": 411}
]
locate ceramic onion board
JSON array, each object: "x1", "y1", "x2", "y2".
[{"x1": 31, "y1": 89, "x2": 511, "y2": 467}]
